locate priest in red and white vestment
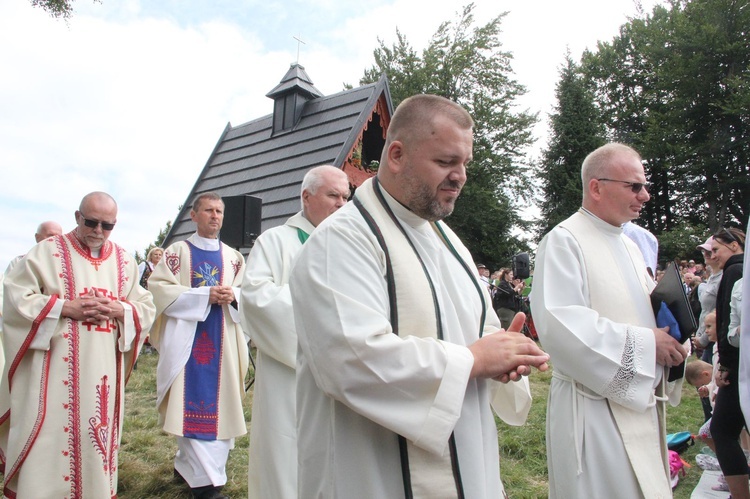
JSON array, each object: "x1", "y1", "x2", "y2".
[
  {"x1": 149, "y1": 192, "x2": 248, "y2": 499},
  {"x1": 0, "y1": 192, "x2": 155, "y2": 498}
]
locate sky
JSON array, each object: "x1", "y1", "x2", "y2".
[{"x1": 0, "y1": 0, "x2": 661, "y2": 269}]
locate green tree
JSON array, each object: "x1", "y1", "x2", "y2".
[
  {"x1": 537, "y1": 54, "x2": 606, "y2": 238},
  {"x1": 29, "y1": 0, "x2": 99, "y2": 19},
  {"x1": 657, "y1": 223, "x2": 709, "y2": 264},
  {"x1": 582, "y1": 0, "x2": 750, "y2": 233},
  {"x1": 360, "y1": 3, "x2": 537, "y2": 268},
  {"x1": 135, "y1": 220, "x2": 172, "y2": 264}
]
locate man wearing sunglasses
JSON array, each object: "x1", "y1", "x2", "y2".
[
  {"x1": 0, "y1": 192, "x2": 156, "y2": 498},
  {"x1": 531, "y1": 143, "x2": 687, "y2": 498}
]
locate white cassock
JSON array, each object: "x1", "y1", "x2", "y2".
[
  {"x1": 531, "y1": 209, "x2": 674, "y2": 499},
  {"x1": 0, "y1": 232, "x2": 155, "y2": 498},
  {"x1": 239, "y1": 211, "x2": 314, "y2": 499},
  {"x1": 291, "y1": 178, "x2": 532, "y2": 499}
]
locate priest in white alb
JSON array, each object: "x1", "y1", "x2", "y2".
[
  {"x1": 0, "y1": 221, "x2": 63, "y2": 414},
  {"x1": 530, "y1": 143, "x2": 688, "y2": 498},
  {"x1": 0, "y1": 193, "x2": 155, "y2": 498},
  {"x1": 290, "y1": 94, "x2": 550, "y2": 499},
  {"x1": 239, "y1": 164, "x2": 350, "y2": 499},
  {"x1": 148, "y1": 192, "x2": 248, "y2": 499}
]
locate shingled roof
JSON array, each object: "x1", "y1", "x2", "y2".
[{"x1": 163, "y1": 64, "x2": 393, "y2": 250}]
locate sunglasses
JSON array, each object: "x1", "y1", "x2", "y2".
[
  {"x1": 80, "y1": 215, "x2": 116, "y2": 231},
  {"x1": 717, "y1": 227, "x2": 737, "y2": 244},
  {"x1": 596, "y1": 178, "x2": 651, "y2": 193}
]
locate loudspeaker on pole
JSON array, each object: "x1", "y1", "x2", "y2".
[{"x1": 512, "y1": 252, "x2": 530, "y2": 280}]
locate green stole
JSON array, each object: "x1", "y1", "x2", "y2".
[
  {"x1": 353, "y1": 177, "x2": 489, "y2": 499},
  {"x1": 296, "y1": 228, "x2": 309, "y2": 244}
]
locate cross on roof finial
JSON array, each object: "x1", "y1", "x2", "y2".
[{"x1": 293, "y1": 34, "x2": 306, "y2": 64}]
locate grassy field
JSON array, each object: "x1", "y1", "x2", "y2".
[{"x1": 115, "y1": 353, "x2": 707, "y2": 498}]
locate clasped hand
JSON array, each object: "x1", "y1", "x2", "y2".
[
  {"x1": 469, "y1": 312, "x2": 550, "y2": 383},
  {"x1": 209, "y1": 285, "x2": 235, "y2": 305},
  {"x1": 63, "y1": 288, "x2": 124, "y2": 325}
]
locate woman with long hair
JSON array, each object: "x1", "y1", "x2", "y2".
[
  {"x1": 709, "y1": 227, "x2": 747, "y2": 498},
  {"x1": 493, "y1": 268, "x2": 523, "y2": 330}
]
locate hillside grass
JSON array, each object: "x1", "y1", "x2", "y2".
[{"x1": 115, "y1": 353, "x2": 706, "y2": 498}]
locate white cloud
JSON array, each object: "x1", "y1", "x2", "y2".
[{"x1": 0, "y1": 0, "x2": 661, "y2": 268}]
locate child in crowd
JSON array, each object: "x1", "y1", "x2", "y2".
[
  {"x1": 686, "y1": 359, "x2": 717, "y2": 452},
  {"x1": 686, "y1": 312, "x2": 726, "y2": 488}
]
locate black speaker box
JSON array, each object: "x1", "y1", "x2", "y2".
[
  {"x1": 221, "y1": 195, "x2": 262, "y2": 249},
  {"x1": 512, "y1": 252, "x2": 530, "y2": 280}
]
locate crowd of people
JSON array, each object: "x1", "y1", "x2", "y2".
[
  {"x1": 0, "y1": 94, "x2": 747, "y2": 499},
  {"x1": 679, "y1": 227, "x2": 747, "y2": 496}
]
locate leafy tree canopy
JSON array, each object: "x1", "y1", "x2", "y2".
[
  {"x1": 536, "y1": 54, "x2": 606, "y2": 239},
  {"x1": 30, "y1": 0, "x2": 100, "y2": 19},
  {"x1": 135, "y1": 219, "x2": 172, "y2": 264},
  {"x1": 360, "y1": 3, "x2": 538, "y2": 269},
  {"x1": 581, "y1": 0, "x2": 750, "y2": 235}
]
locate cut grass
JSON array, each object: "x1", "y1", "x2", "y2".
[
  {"x1": 117, "y1": 353, "x2": 253, "y2": 498},
  {"x1": 116, "y1": 353, "x2": 708, "y2": 497}
]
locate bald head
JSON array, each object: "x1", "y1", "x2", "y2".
[
  {"x1": 379, "y1": 94, "x2": 474, "y2": 169},
  {"x1": 581, "y1": 143, "x2": 641, "y2": 202},
  {"x1": 35, "y1": 221, "x2": 63, "y2": 243},
  {"x1": 75, "y1": 191, "x2": 118, "y2": 250},
  {"x1": 79, "y1": 191, "x2": 118, "y2": 213},
  {"x1": 580, "y1": 143, "x2": 650, "y2": 226},
  {"x1": 377, "y1": 94, "x2": 474, "y2": 221}
]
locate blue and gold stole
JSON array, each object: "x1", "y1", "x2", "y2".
[{"x1": 183, "y1": 242, "x2": 224, "y2": 440}]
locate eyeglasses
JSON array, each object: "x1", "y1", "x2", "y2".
[
  {"x1": 596, "y1": 178, "x2": 651, "y2": 193},
  {"x1": 80, "y1": 214, "x2": 116, "y2": 231}
]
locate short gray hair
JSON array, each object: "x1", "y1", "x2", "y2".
[
  {"x1": 300, "y1": 165, "x2": 346, "y2": 202},
  {"x1": 581, "y1": 143, "x2": 641, "y2": 198}
]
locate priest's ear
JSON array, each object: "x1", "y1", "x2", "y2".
[
  {"x1": 588, "y1": 178, "x2": 605, "y2": 201},
  {"x1": 384, "y1": 140, "x2": 407, "y2": 175}
]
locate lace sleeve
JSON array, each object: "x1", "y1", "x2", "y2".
[{"x1": 600, "y1": 326, "x2": 644, "y2": 404}]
